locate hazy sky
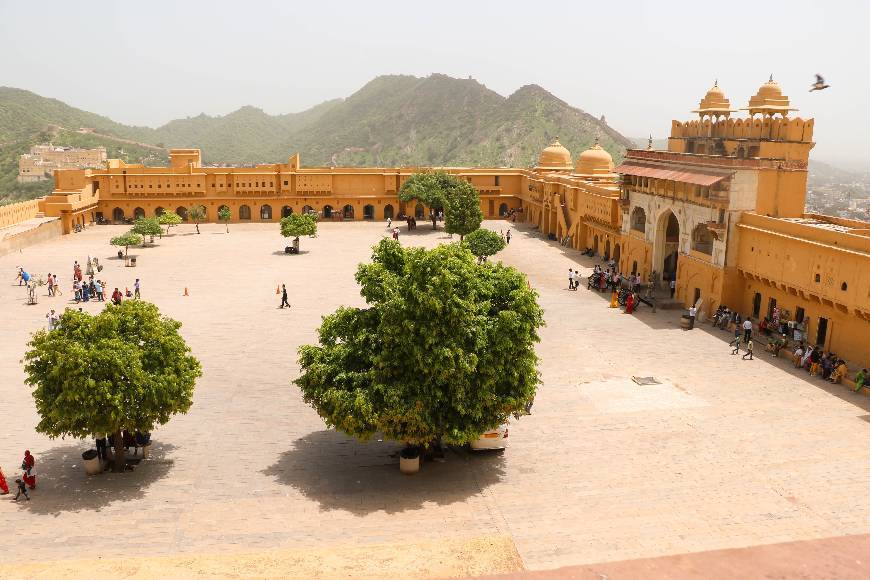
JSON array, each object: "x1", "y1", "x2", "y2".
[{"x1": 1, "y1": 0, "x2": 867, "y2": 166}]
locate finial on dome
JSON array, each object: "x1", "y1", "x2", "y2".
[
  {"x1": 714, "y1": 79, "x2": 718, "y2": 87},
  {"x1": 769, "y1": 74, "x2": 774, "y2": 82},
  {"x1": 647, "y1": 134, "x2": 653, "y2": 150}
]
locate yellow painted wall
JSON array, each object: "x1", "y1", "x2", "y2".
[{"x1": 0, "y1": 199, "x2": 41, "y2": 228}]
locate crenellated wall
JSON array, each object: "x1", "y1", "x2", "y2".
[{"x1": 0, "y1": 199, "x2": 41, "y2": 229}]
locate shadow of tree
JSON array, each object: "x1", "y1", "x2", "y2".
[
  {"x1": 15, "y1": 441, "x2": 176, "y2": 515},
  {"x1": 262, "y1": 429, "x2": 506, "y2": 515}
]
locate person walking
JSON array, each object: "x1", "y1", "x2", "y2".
[
  {"x1": 568, "y1": 269, "x2": 575, "y2": 290},
  {"x1": 386, "y1": 217, "x2": 392, "y2": 229},
  {"x1": 47, "y1": 273, "x2": 54, "y2": 296},
  {"x1": 730, "y1": 329, "x2": 741, "y2": 355},
  {"x1": 94, "y1": 279, "x2": 104, "y2": 301},
  {"x1": 572, "y1": 269, "x2": 580, "y2": 291},
  {"x1": 134, "y1": 278, "x2": 140, "y2": 299},
  {"x1": 21, "y1": 450, "x2": 35, "y2": 490},
  {"x1": 742, "y1": 339, "x2": 754, "y2": 360},
  {"x1": 279, "y1": 284, "x2": 290, "y2": 309},
  {"x1": 742, "y1": 317, "x2": 753, "y2": 342},
  {"x1": 505, "y1": 230, "x2": 511, "y2": 245},
  {"x1": 688, "y1": 305, "x2": 697, "y2": 330},
  {"x1": 669, "y1": 279, "x2": 676, "y2": 298}
]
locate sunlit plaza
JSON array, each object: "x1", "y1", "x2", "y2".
[{"x1": 1, "y1": 221, "x2": 869, "y2": 577}]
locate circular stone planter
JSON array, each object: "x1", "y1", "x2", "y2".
[
  {"x1": 399, "y1": 448, "x2": 420, "y2": 475},
  {"x1": 82, "y1": 449, "x2": 102, "y2": 476}
]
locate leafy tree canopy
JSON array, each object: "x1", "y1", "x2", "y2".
[
  {"x1": 131, "y1": 217, "x2": 163, "y2": 242},
  {"x1": 464, "y1": 228, "x2": 506, "y2": 262},
  {"x1": 217, "y1": 206, "x2": 231, "y2": 222},
  {"x1": 444, "y1": 178, "x2": 483, "y2": 239},
  {"x1": 158, "y1": 211, "x2": 182, "y2": 227},
  {"x1": 280, "y1": 213, "x2": 317, "y2": 239},
  {"x1": 24, "y1": 301, "x2": 201, "y2": 470},
  {"x1": 187, "y1": 204, "x2": 206, "y2": 233},
  {"x1": 398, "y1": 171, "x2": 450, "y2": 211},
  {"x1": 295, "y1": 239, "x2": 544, "y2": 446},
  {"x1": 110, "y1": 231, "x2": 142, "y2": 256}
]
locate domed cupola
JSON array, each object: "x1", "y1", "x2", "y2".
[
  {"x1": 693, "y1": 80, "x2": 736, "y2": 118},
  {"x1": 744, "y1": 75, "x2": 797, "y2": 116},
  {"x1": 574, "y1": 138, "x2": 614, "y2": 177},
  {"x1": 535, "y1": 138, "x2": 573, "y2": 171}
]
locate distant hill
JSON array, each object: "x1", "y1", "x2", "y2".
[{"x1": 0, "y1": 75, "x2": 634, "y2": 203}]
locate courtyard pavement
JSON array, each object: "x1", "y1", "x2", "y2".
[{"x1": 0, "y1": 220, "x2": 868, "y2": 576}]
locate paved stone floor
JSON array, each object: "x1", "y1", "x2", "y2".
[{"x1": 1, "y1": 220, "x2": 868, "y2": 576}]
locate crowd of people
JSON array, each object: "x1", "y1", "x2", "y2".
[{"x1": 575, "y1": 261, "x2": 646, "y2": 315}]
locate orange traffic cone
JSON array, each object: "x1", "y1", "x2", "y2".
[
  {"x1": 183, "y1": 287, "x2": 189, "y2": 296},
  {"x1": 276, "y1": 285, "x2": 280, "y2": 295}
]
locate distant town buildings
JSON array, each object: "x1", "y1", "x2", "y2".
[{"x1": 17, "y1": 144, "x2": 107, "y2": 183}]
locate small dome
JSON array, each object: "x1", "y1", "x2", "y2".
[
  {"x1": 536, "y1": 139, "x2": 573, "y2": 171},
  {"x1": 575, "y1": 141, "x2": 614, "y2": 176},
  {"x1": 744, "y1": 75, "x2": 796, "y2": 116},
  {"x1": 693, "y1": 81, "x2": 735, "y2": 117}
]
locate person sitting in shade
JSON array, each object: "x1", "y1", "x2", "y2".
[
  {"x1": 854, "y1": 368, "x2": 867, "y2": 393},
  {"x1": 829, "y1": 359, "x2": 848, "y2": 384}
]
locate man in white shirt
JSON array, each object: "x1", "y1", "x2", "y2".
[
  {"x1": 45, "y1": 309, "x2": 59, "y2": 331},
  {"x1": 688, "y1": 305, "x2": 696, "y2": 329},
  {"x1": 742, "y1": 318, "x2": 753, "y2": 342}
]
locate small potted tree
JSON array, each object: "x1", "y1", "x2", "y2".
[{"x1": 280, "y1": 213, "x2": 317, "y2": 254}]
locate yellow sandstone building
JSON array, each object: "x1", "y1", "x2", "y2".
[{"x1": 4, "y1": 77, "x2": 866, "y2": 367}]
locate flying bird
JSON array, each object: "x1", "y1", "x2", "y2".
[{"x1": 809, "y1": 74, "x2": 830, "y2": 92}]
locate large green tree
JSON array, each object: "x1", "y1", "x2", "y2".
[
  {"x1": 280, "y1": 213, "x2": 317, "y2": 251},
  {"x1": 399, "y1": 172, "x2": 448, "y2": 229},
  {"x1": 296, "y1": 239, "x2": 544, "y2": 450},
  {"x1": 131, "y1": 217, "x2": 163, "y2": 245},
  {"x1": 187, "y1": 204, "x2": 206, "y2": 234},
  {"x1": 444, "y1": 179, "x2": 483, "y2": 240},
  {"x1": 24, "y1": 301, "x2": 202, "y2": 472},
  {"x1": 110, "y1": 231, "x2": 142, "y2": 257},
  {"x1": 464, "y1": 228, "x2": 506, "y2": 263}
]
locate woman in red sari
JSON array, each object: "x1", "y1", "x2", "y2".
[
  {"x1": 21, "y1": 450, "x2": 36, "y2": 489},
  {"x1": 625, "y1": 292, "x2": 635, "y2": 314}
]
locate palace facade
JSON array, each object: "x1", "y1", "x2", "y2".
[{"x1": 33, "y1": 77, "x2": 870, "y2": 366}]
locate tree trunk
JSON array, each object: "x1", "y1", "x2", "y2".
[
  {"x1": 125, "y1": 246, "x2": 129, "y2": 258},
  {"x1": 195, "y1": 223, "x2": 200, "y2": 234},
  {"x1": 225, "y1": 222, "x2": 229, "y2": 233},
  {"x1": 112, "y1": 429, "x2": 125, "y2": 473}
]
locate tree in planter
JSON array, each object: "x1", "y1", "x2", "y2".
[
  {"x1": 399, "y1": 172, "x2": 448, "y2": 229},
  {"x1": 158, "y1": 211, "x2": 182, "y2": 236},
  {"x1": 131, "y1": 217, "x2": 163, "y2": 245},
  {"x1": 444, "y1": 179, "x2": 483, "y2": 241},
  {"x1": 296, "y1": 239, "x2": 544, "y2": 456},
  {"x1": 280, "y1": 213, "x2": 317, "y2": 252},
  {"x1": 24, "y1": 301, "x2": 201, "y2": 473},
  {"x1": 463, "y1": 228, "x2": 506, "y2": 264},
  {"x1": 218, "y1": 206, "x2": 231, "y2": 233},
  {"x1": 110, "y1": 231, "x2": 143, "y2": 258},
  {"x1": 187, "y1": 204, "x2": 206, "y2": 234}
]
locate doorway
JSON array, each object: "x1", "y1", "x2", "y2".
[
  {"x1": 816, "y1": 317, "x2": 828, "y2": 347},
  {"x1": 752, "y1": 292, "x2": 762, "y2": 318}
]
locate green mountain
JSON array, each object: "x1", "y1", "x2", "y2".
[{"x1": 0, "y1": 75, "x2": 634, "y2": 203}]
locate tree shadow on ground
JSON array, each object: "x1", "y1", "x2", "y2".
[
  {"x1": 13, "y1": 441, "x2": 176, "y2": 516},
  {"x1": 262, "y1": 429, "x2": 506, "y2": 515}
]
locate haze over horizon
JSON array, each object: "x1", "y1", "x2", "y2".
[{"x1": 1, "y1": 0, "x2": 867, "y2": 168}]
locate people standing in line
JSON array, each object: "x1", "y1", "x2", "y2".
[
  {"x1": 280, "y1": 284, "x2": 290, "y2": 309},
  {"x1": 505, "y1": 230, "x2": 511, "y2": 245},
  {"x1": 134, "y1": 279, "x2": 140, "y2": 299},
  {"x1": 669, "y1": 279, "x2": 676, "y2": 298},
  {"x1": 742, "y1": 339, "x2": 754, "y2": 360},
  {"x1": 742, "y1": 317, "x2": 753, "y2": 342}
]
